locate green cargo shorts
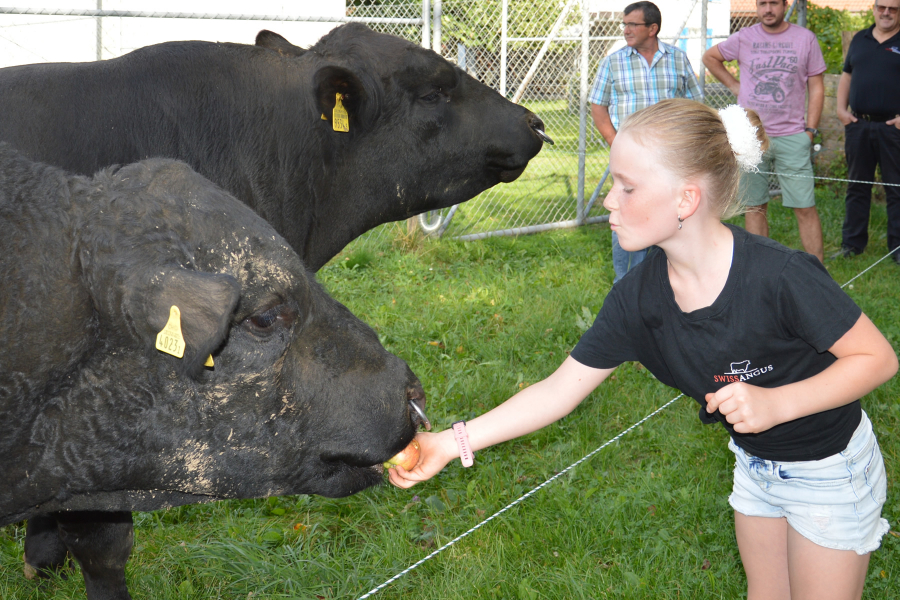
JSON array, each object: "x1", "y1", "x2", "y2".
[{"x1": 739, "y1": 132, "x2": 815, "y2": 208}]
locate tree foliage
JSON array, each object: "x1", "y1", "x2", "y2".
[
  {"x1": 442, "y1": 0, "x2": 568, "y2": 52},
  {"x1": 806, "y1": 2, "x2": 874, "y2": 74}
]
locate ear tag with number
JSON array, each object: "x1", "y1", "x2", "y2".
[
  {"x1": 332, "y1": 93, "x2": 349, "y2": 132},
  {"x1": 155, "y1": 305, "x2": 215, "y2": 367},
  {"x1": 155, "y1": 306, "x2": 186, "y2": 358}
]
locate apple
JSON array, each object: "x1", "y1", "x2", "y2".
[{"x1": 383, "y1": 438, "x2": 420, "y2": 470}]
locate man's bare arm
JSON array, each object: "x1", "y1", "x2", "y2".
[
  {"x1": 806, "y1": 73, "x2": 825, "y2": 137},
  {"x1": 835, "y1": 72, "x2": 857, "y2": 126},
  {"x1": 590, "y1": 103, "x2": 617, "y2": 146},
  {"x1": 702, "y1": 45, "x2": 740, "y2": 96}
]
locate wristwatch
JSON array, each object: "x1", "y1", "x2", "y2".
[{"x1": 804, "y1": 127, "x2": 819, "y2": 137}]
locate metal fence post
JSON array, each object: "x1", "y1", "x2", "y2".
[
  {"x1": 511, "y1": 0, "x2": 577, "y2": 103},
  {"x1": 797, "y1": 0, "x2": 807, "y2": 27},
  {"x1": 432, "y1": 0, "x2": 441, "y2": 54},
  {"x1": 700, "y1": 0, "x2": 707, "y2": 98},
  {"x1": 669, "y1": 0, "x2": 698, "y2": 45},
  {"x1": 500, "y1": 0, "x2": 508, "y2": 97},
  {"x1": 576, "y1": 0, "x2": 589, "y2": 225},
  {"x1": 422, "y1": 0, "x2": 430, "y2": 49},
  {"x1": 95, "y1": 0, "x2": 102, "y2": 60}
]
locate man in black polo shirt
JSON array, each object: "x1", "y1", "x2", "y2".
[{"x1": 835, "y1": 0, "x2": 900, "y2": 264}]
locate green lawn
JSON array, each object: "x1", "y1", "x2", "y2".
[{"x1": 2, "y1": 184, "x2": 898, "y2": 599}]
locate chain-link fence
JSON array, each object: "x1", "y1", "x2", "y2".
[
  {"x1": 0, "y1": 0, "x2": 875, "y2": 245},
  {"x1": 408, "y1": 0, "x2": 707, "y2": 240},
  {"x1": 423, "y1": 0, "x2": 827, "y2": 241},
  {"x1": 0, "y1": 1, "x2": 427, "y2": 67}
]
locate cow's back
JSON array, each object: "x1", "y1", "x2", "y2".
[{"x1": 0, "y1": 41, "x2": 280, "y2": 184}]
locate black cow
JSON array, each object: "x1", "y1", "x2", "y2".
[
  {"x1": 0, "y1": 24, "x2": 549, "y2": 272},
  {"x1": 0, "y1": 144, "x2": 428, "y2": 600}
]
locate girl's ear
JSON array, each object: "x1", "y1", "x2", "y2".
[{"x1": 677, "y1": 183, "x2": 703, "y2": 220}]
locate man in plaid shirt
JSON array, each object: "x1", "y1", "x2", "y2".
[{"x1": 590, "y1": 1, "x2": 702, "y2": 282}]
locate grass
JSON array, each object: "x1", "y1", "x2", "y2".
[{"x1": 2, "y1": 184, "x2": 898, "y2": 599}]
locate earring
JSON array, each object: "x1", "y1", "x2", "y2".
[{"x1": 678, "y1": 215, "x2": 684, "y2": 230}]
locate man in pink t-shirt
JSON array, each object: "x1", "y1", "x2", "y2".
[{"x1": 703, "y1": 0, "x2": 826, "y2": 262}]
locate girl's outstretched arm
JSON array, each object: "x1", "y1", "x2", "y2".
[
  {"x1": 705, "y1": 313, "x2": 899, "y2": 434},
  {"x1": 388, "y1": 356, "x2": 614, "y2": 488}
]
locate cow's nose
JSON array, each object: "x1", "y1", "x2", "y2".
[{"x1": 528, "y1": 115, "x2": 554, "y2": 145}]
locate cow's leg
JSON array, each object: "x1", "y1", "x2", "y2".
[
  {"x1": 24, "y1": 514, "x2": 70, "y2": 580},
  {"x1": 56, "y1": 511, "x2": 134, "y2": 600}
]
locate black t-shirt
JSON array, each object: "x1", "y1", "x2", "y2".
[
  {"x1": 843, "y1": 25, "x2": 900, "y2": 115},
  {"x1": 571, "y1": 225, "x2": 862, "y2": 461}
]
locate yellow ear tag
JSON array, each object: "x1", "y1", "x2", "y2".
[
  {"x1": 204, "y1": 354, "x2": 215, "y2": 367},
  {"x1": 332, "y1": 93, "x2": 349, "y2": 132},
  {"x1": 155, "y1": 306, "x2": 186, "y2": 359}
]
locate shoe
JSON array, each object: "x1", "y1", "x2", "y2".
[
  {"x1": 891, "y1": 250, "x2": 900, "y2": 265},
  {"x1": 828, "y1": 246, "x2": 862, "y2": 260}
]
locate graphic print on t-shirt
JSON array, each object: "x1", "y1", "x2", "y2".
[
  {"x1": 746, "y1": 41, "x2": 799, "y2": 115},
  {"x1": 713, "y1": 359, "x2": 774, "y2": 383}
]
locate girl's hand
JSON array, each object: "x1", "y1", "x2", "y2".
[
  {"x1": 705, "y1": 382, "x2": 782, "y2": 434},
  {"x1": 387, "y1": 430, "x2": 457, "y2": 489}
]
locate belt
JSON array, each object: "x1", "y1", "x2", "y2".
[{"x1": 852, "y1": 110, "x2": 895, "y2": 122}]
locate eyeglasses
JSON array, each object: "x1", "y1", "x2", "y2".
[
  {"x1": 875, "y1": 4, "x2": 898, "y2": 14},
  {"x1": 619, "y1": 22, "x2": 649, "y2": 31}
]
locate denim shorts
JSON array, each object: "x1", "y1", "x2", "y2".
[{"x1": 728, "y1": 411, "x2": 889, "y2": 555}]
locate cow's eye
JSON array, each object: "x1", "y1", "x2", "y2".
[
  {"x1": 421, "y1": 88, "x2": 442, "y2": 103},
  {"x1": 244, "y1": 304, "x2": 294, "y2": 335}
]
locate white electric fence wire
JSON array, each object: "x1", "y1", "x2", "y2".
[
  {"x1": 757, "y1": 170, "x2": 900, "y2": 188},
  {"x1": 356, "y1": 393, "x2": 685, "y2": 600},
  {"x1": 840, "y1": 247, "x2": 900, "y2": 289},
  {"x1": 356, "y1": 250, "x2": 897, "y2": 599}
]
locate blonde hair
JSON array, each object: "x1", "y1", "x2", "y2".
[{"x1": 618, "y1": 98, "x2": 770, "y2": 219}]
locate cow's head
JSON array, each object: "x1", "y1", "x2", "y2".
[
  {"x1": 64, "y1": 159, "x2": 427, "y2": 508},
  {"x1": 310, "y1": 24, "x2": 546, "y2": 189},
  {"x1": 255, "y1": 26, "x2": 549, "y2": 267}
]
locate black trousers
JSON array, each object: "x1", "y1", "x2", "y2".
[{"x1": 842, "y1": 119, "x2": 900, "y2": 253}]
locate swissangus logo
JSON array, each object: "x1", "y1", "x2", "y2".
[
  {"x1": 713, "y1": 360, "x2": 773, "y2": 383},
  {"x1": 887, "y1": 46, "x2": 900, "y2": 55}
]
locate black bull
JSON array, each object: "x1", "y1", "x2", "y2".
[
  {"x1": 0, "y1": 24, "x2": 549, "y2": 272},
  {"x1": 0, "y1": 145, "x2": 428, "y2": 599}
]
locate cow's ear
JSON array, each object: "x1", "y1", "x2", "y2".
[
  {"x1": 127, "y1": 268, "x2": 241, "y2": 378},
  {"x1": 313, "y1": 66, "x2": 373, "y2": 131},
  {"x1": 255, "y1": 30, "x2": 306, "y2": 57}
]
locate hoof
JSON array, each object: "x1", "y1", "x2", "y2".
[
  {"x1": 23, "y1": 552, "x2": 70, "y2": 581},
  {"x1": 23, "y1": 559, "x2": 38, "y2": 580}
]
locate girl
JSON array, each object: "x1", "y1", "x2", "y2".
[{"x1": 388, "y1": 99, "x2": 898, "y2": 600}]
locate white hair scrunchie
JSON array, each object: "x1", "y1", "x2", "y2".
[{"x1": 718, "y1": 105, "x2": 763, "y2": 173}]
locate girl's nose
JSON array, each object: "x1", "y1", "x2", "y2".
[{"x1": 603, "y1": 191, "x2": 618, "y2": 212}]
